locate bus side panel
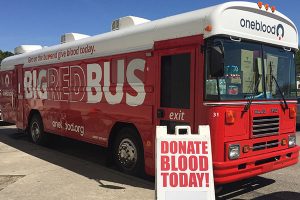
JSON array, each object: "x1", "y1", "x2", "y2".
[
  {"x1": 0, "y1": 69, "x2": 17, "y2": 124},
  {"x1": 23, "y1": 50, "x2": 155, "y2": 150}
]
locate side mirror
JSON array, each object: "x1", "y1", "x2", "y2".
[{"x1": 209, "y1": 46, "x2": 224, "y2": 77}]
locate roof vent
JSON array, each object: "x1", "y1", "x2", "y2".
[
  {"x1": 112, "y1": 16, "x2": 150, "y2": 31},
  {"x1": 61, "y1": 33, "x2": 90, "y2": 44},
  {"x1": 14, "y1": 45, "x2": 43, "y2": 55}
]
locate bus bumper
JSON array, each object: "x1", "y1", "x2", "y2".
[{"x1": 213, "y1": 146, "x2": 300, "y2": 185}]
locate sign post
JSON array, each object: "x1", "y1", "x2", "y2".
[{"x1": 155, "y1": 125, "x2": 215, "y2": 200}]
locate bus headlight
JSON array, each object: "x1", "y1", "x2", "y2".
[
  {"x1": 229, "y1": 144, "x2": 240, "y2": 160},
  {"x1": 288, "y1": 135, "x2": 296, "y2": 148}
]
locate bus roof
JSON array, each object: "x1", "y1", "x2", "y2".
[{"x1": 1, "y1": 1, "x2": 298, "y2": 71}]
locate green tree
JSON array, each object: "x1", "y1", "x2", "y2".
[
  {"x1": 0, "y1": 50, "x2": 14, "y2": 63},
  {"x1": 296, "y1": 47, "x2": 300, "y2": 73}
]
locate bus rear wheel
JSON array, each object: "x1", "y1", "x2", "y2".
[
  {"x1": 29, "y1": 114, "x2": 47, "y2": 145},
  {"x1": 113, "y1": 128, "x2": 144, "y2": 176}
]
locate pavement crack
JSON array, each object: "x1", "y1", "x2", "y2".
[{"x1": 0, "y1": 175, "x2": 25, "y2": 192}]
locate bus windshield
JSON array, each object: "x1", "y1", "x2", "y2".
[{"x1": 205, "y1": 37, "x2": 296, "y2": 101}]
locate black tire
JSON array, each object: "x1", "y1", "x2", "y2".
[
  {"x1": 29, "y1": 114, "x2": 47, "y2": 145},
  {"x1": 113, "y1": 127, "x2": 144, "y2": 176}
]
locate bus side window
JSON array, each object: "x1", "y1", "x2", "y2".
[{"x1": 160, "y1": 53, "x2": 190, "y2": 109}]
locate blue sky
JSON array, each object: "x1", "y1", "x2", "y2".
[{"x1": 0, "y1": 0, "x2": 299, "y2": 52}]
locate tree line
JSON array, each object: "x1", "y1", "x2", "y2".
[
  {"x1": 296, "y1": 47, "x2": 300, "y2": 74},
  {"x1": 0, "y1": 50, "x2": 14, "y2": 63}
]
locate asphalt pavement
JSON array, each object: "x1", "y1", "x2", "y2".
[{"x1": 0, "y1": 124, "x2": 299, "y2": 200}]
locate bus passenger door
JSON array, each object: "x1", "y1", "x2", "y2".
[
  {"x1": 155, "y1": 48, "x2": 195, "y2": 134},
  {"x1": 16, "y1": 65, "x2": 24, "y2": 129}
]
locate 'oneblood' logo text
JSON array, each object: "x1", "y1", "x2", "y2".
[
  {"x1": 23, "y1": 58, "x2": 146, "y2": 106},
  {"x1": 240, "y1": 18, "x2": 285, "y2": 40}
]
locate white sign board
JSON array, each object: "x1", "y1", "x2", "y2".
[{"x1": 155, "y1": 125, "x2": 215, "y2": 200}]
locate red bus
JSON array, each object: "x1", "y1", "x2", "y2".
[{"x1": 0, "y1": 1, "x2": 299, "y2": 184}]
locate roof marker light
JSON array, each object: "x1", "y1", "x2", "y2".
[
  {"x1": 205, "y1": 25, "x2": 212, "y2": 32},
  {"x1": 264, "y1": 4, "x2": 269, "y2": 11},
  {"x1": 257, "y1": 1, "x2": 263, "y2": 9},
  {"x1": 271, "y1": 6, "x2": 276, "y2": 13}
]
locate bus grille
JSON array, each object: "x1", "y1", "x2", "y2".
[
  {"x1": 252, "y1": 140, "x2": 279, "y2": 151},
  {"x1": 252, "y1": 116, "x2": 279, "y2": 138}
]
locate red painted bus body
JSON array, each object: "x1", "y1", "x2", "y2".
[{"x1": 0, "y1": 2, "x2": 299, "y2": 185}]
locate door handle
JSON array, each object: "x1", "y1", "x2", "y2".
[{"x1": 157, "y1": 109, "x2": 165, "y2": 118}]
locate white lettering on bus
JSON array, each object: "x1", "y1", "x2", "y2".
[
  {"x1": 37, "y1": 69, "x2": 48, "y2": 99},
  {"x1": 169, "y1": 110, "x2": 185, "y2": 121},
  {"x1": 24, "y1": 71, "x2": 33, "y2": 99},
  {"x1": 61, "y1": 66, "x2": 70, "y2": 102},
  {"x1": 23, "y1": 58, "x2": 146, "y2": 106},
  {"x1": 87, "y1": 63, "x2": 102, "y2": 103},
  {"x1": 126, "y1": 59, "x2": 146, "y2": 106},
  {"x1": 5, "y1": 74, "x2": 10, "y2": 87},
  {"x1": 104, "y1": 61, "x2": 124, "y2": 105},
  {"x1": 48, "y1": 68, "x2": 60, "y2": 101},
  {"x1": 33, "y1": 70, "x2": 37, "y2": 99},
  {"x1": 70, "y1": 66, "x2": 85, "y2": 102}
]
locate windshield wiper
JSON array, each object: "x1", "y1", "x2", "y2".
[
  {"x1": 268, "y1": 61, "x2": 288, "y2": 110},
  {"x1": 271, "y1": 74, "x2": 289, "y2": 110},
  {"x1": 243, "y1": 74, "x2": 262, "y2": 112}
]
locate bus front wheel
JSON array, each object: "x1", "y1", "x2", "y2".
[
  {"x1": 29, "y1": 114, "x2": 47, "y2": 145},
  {"x1": 113, "y1": 127, "x2": 144, "y2": 176}
]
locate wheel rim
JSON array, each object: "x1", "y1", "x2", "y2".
[
  {"x1": 31, "y1": 122, "x2": 40, "y2": 142},
  {"x1": 117, "y1": 138, "x2": 138, "y2": 170}
]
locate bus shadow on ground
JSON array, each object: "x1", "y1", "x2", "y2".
[
  {"x1": 0, "y1": 126, "x2": 154, "y2": 190},
  {"x1": 0, "y1": 121, "x2": 13, "y2": 126},
  {"x1": 296, "y1": 124, "x2": 300, "y2": 132},
  {"x1": 217, "y1": 177, "x2": 300, "y2": 200},
  {"x1": 216, "y1": 176, "x2": 275, "y2": 200},
  {"x1": 249, "y1": 192, "x2": 300, "y2": 200}
]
